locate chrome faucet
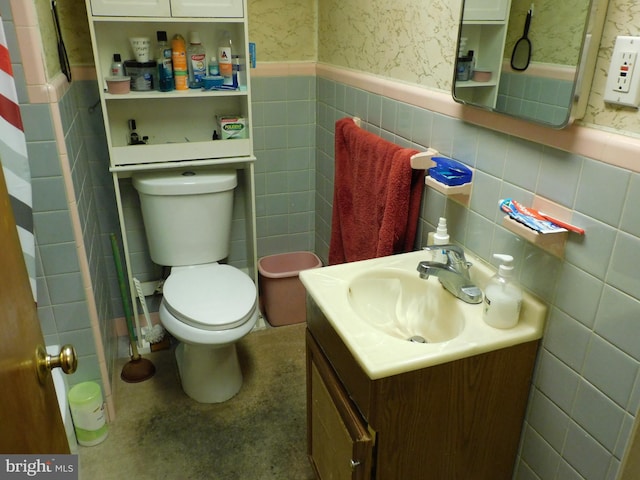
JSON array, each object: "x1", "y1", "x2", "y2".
[{"x1": 417, "y1": 244, "x2": 483, "y2": 304}]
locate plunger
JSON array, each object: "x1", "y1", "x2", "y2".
[{"x1": 110, "y1": 233, "x2": 155, "y2": 382}]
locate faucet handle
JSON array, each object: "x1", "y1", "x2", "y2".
[
  {"x1": 424, "y1": 244, "x2": 474, "y2": 273},
  {"x1": 424, "y1": 243, "x2": 466, "y2": 260}
]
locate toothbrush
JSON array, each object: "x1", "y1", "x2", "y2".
[{"x1": 536, "y1": 211, "x2": 585, "y2": 235}]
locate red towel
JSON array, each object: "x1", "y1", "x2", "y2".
[{"x1": 329, "y1": 118, "x2": 425, "y2": 265}]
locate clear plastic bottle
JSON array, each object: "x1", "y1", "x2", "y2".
[
  {"x1": 171, "y1": 33, "x2": 188, "y2": 90},
  {"x1": 218, "y1": 30, "x2": 234, "y2": 86},
  {"x1": 426, "y1": 217, "x2": 449, "y2": 264},
  {"x1": 483, "y1": 254, "x2": 523, "y2": 329},
  {"x1": 155, "y1": 31, "x2": 174, "y2": 92},
  {"x1": 187, "y1": 31, "x2": 207, "y2": 89},
  {"x1": 208, "y1": 57, "x2": 219, "y2": 76}
]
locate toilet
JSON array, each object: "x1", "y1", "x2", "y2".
[{"x1": 132, "y1": 168, "x2": 258, "y2": 403}]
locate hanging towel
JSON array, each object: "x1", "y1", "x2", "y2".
[{"x1": 329, "y1": 118, "x2": 425, "y2": 265}]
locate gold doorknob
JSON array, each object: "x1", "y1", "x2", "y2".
[{"x1": 36, "y1": 344, "x2": 78, "y2": 383}]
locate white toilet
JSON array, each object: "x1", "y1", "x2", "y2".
[{"x1": 132, "y1": 168, "x2": 258, "y2": 403}]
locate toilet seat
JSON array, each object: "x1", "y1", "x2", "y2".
[{"x1": 162, "y1": 264, "x2": 257, "y2": 331}]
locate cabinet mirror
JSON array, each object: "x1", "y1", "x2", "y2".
[{"x1": 452, "y1": 0, "x2": 609, "y2": 128}]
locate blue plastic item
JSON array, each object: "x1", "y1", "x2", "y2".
[{"x1": 428, "y1": 157, "x2": 472, "y2": 186}]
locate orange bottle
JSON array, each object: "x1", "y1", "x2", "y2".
[{"x1": 171, "y1": 33, "x2": 188, "y2": 90}]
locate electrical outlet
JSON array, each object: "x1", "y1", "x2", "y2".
[
  {"x1": 616, "y1": 52, "x2": 636, "y2": 93},
  {"x1": 604, "y1": 36, "x2": 640, "y2": 107}
]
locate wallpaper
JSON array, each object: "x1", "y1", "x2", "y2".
[
  {"x1": 504, "y1": 0, "x2": 589, "y2": 67},
  {"x1": 247, "y1": 0, "x2": 316, "y2": 61},
  {"x1": 317, "y1": 0, "x2": 460, "y2": 91},
  {"x1": 32, "y1": 0, "x2": 640, "y2": 138}
]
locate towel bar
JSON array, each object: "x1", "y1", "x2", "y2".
[
  {"x1": 351, "y1": 117, "x2": 438, "y2": 170},
  {"x1": 410, "y1": 150, "x2": 438, "y2": 169}
]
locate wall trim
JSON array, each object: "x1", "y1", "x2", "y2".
[{"x1": 314, "y1": 62, "x2": 640, "y2": 174}]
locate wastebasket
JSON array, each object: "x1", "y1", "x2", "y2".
[{"x1": 258, "y1": 251, "x2": 322, "y2": 326}]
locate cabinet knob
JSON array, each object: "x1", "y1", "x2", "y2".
[{"x1": 350, "y1": 459, "x2": 361, "y2": 471}]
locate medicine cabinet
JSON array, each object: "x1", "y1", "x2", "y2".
[{"x1": 453, "y1": 0, "x2": 609, "y2": 128}]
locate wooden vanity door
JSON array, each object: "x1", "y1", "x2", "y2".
[{"x1": 307, "y1": 333, "x2": 373, "y2": 480}]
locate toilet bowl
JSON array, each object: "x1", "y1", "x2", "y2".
[
  {"x1": 160, "y1": 263, "x2": 257, "y2": 403},
  {"x1": 132, "y1": 168, "x2": 258, "y2": 403}
]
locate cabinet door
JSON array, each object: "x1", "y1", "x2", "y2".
[
  {"x1": 170, "y1": 0, "x2": 243, "y2": 18},
  {"x1": 89, "y1": 0, "x2": 171, "y2": 17},
  {"x1": 308, "y1": 333, "x2": 373, "y2": 480},
  {"x1": 463, "y1": 0, "x2": 510, "y2": 21}
]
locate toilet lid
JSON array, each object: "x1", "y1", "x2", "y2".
[{"x1": 162, "y1": 264, "x2": 257, "y2": 331}]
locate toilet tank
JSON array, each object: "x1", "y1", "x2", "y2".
[{"x1": 132, "y1": 169, "x2": 237, "y2": 266}]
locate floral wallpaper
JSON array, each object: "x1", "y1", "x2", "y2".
[
  {"x1": 317, "y1": 0, "x2": 460, "y2": 91},
  {"x1": 504, "y1": 0, "x2": 589, "y2": 67},
  {"x1": 247, "y1": 0, "x2": 316, "y2": 61},
  {"x1": 32, "y1": 0, "x2": 640, "y2": 138}
]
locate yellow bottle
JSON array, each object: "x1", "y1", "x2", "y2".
[{"x1": 171, "y1": 33, "x2": 188, "y2": 90}]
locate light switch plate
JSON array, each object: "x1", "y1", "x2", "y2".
[{"x1": 604, "y1": 36, "x2": 640, "y2": 107}]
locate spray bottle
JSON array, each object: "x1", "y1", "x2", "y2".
[
  {"x1": 483, "y1": 254, "x2": 523, "y2": 329},
  {"x1": 428, "y1": 217, "x2": 450, "y2": 264},
  {"x1": 171, "y1": 33, "x2": 188, "y2": 90}
]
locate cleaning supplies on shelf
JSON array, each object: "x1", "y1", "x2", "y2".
[
  {"x1": 155, "y1": 31, "x2": 174, "y2": 92},
  {"x1": 171, "y1": 33, "x2": 188, "y2": 90},
  {"x1": 499, "y1": 198, "x2": 567, "y2": 234},
  {"x1": 427, "y1": 217, "x2": 450, "y2": 264},
  {"x1": 428, "y1": 157, "x2": 473, "y2": 186},
  {"x1": 187, "y1": 31, "x2": 207, "y2": 89},
  {"x1": 483, "y1": 254, "x2": 522, "y2": 329},
  {"x1": 110, "y1": 53, "x2": 124, "y2": 77},
  {"x1": 218, "y1": 30, "x2": 234, "y2": 86}
]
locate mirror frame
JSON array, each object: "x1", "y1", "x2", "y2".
[{"x1": 452, "y1": 0, "x2": 609, "y2": 129}]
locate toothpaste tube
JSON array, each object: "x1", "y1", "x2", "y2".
[{"x1": 499, "y1": 198, "x2": 568, "y2": 234}]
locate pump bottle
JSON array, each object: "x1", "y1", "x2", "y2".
[{"x1": 483, "y1": 254, "x2": 522, "y2": 329}]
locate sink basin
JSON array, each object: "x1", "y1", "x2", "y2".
[
  {"x1": 347, "y1": 269, "x2": 464, "y2": 343},
  {"x1": 300, "y1": 250, "x2": 547, "y2": 379}
]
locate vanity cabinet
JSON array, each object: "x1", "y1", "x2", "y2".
[
  {"x1": 306, "y1": 296, "x2": 539, "y2": 479},
  {"x1": 455, "y1": 0, "x2": 512, "y2": 109}
]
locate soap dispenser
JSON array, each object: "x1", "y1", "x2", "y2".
[{"x1": 483, "y1": 254, "x2": 522, "y2": 329}]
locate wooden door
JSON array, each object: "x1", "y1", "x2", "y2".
[
  {"x1": 307, "y1": 333, "x2": 373, "y2": 480},
  {"x1": 0, "y1": 167, "x2": 69, "y2": 454}
]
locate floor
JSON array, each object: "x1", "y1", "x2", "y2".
[{"x1": 78, "y1": 323, "x2": 316, "y2": 480}]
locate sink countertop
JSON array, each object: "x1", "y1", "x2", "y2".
[{"x1": 300, "y1": 250, "x2": 547, "y2": 380}]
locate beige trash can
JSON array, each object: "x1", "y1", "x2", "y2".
[{"x1": 258, "y1": 251, "x2": 322, "y2": 326}]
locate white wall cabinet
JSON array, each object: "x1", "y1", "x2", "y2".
[
  {"x1": 454, "y1": 0, "x2": 512, "y2": 109},
  {"x1": 463, "y1": 0, "x2": 510, "y2": 21},
  {"x1": 89, "y1": 0, "x2": 243, "y2": 18},
  {"x1": 85, "y1": 0, "x2": 257, "y2": 338}
]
